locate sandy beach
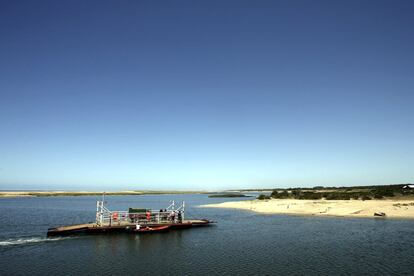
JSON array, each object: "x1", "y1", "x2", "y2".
[{"x1": 201, "y1": 198, "x2": 414, "y2": 219}]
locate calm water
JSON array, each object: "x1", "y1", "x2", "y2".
[{"x1": 1, "y1": 194, "x2": 414, "y2": 275}]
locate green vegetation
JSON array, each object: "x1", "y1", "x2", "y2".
[
  {"x1": 268, "y1": 184, "x2": 414, "y2": 200},
  {"x1": 361, "y1": 195, "x2": 372, "y2": 200},
  {"x1": 271, "y1": 190, "x2": 290, "y2": 199},
  {"x1": 257, "y1": 194, "x2": 270, "y2": 200}
]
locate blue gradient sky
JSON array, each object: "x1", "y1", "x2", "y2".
[{"x1": 1, "y1": 0, "x2": 413, "y2": 190}]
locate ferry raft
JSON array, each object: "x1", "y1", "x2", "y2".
[{"x1": 47, "y1": 198, "x2": 214, "y2": 236}]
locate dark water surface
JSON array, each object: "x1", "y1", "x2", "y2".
[{"x1": 1, "y1": 194, "x2": 414, "y2": 275}]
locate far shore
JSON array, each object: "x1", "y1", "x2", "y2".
[
  {"x1": 0, "y1": 190, "x2": 209, "y2": 198},
  {"x1": 201, "y1": 198, "x2": 414, "y2": 219}
]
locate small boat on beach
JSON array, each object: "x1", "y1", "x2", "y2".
[
  {"x1": 131, "y1": 225, "x2": 171, "y2": 233},
  {"x1": 47, "y1": 196, "x2": 215, "y2": 236}
]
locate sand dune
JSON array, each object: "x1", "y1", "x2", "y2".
[{"x1": 201, "y1": 199, "x2": 414, "y2": 219}]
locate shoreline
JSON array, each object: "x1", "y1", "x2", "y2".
[
  {"x1": 0, "y1": 191, "x2": 209, "y2": 198},
  {"x1": 200, "y1": 198, "x2": 414, "y2": 219}
]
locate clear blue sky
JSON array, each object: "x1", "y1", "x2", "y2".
[{"x1": 0, "y1": 0, "x2": 413, "y2": 190}]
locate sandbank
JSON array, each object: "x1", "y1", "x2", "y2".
[{"x1": 201, "y1": 199, "x2": 414, "y2": 219}]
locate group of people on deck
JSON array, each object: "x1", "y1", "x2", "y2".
[
  {"x1": 135, "y1": 209, "x2": 183, "y2": 230},
  {"x1": 157, "y1": 209, "x2": 183, "y2": 223}
]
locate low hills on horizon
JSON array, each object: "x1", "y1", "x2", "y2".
[{"x1": 0, "y1": 183, "x2": 413, "y2": 198}]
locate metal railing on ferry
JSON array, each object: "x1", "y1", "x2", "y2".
[{"x1": 96, "y1": 200, "x2": 185, "y2": 226}]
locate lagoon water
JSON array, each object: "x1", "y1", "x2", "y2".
[{"x1": 1, "y1": 194, "x2": 414, "y2": 275}]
